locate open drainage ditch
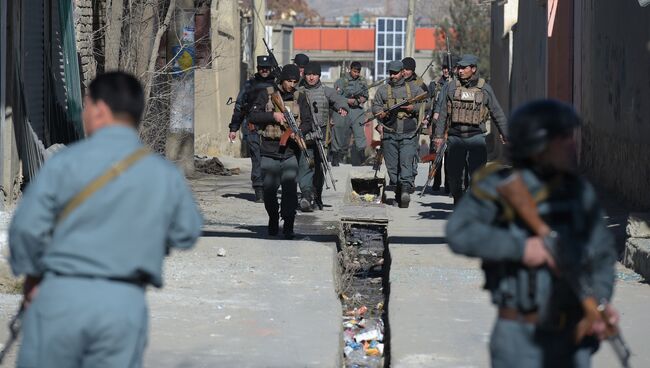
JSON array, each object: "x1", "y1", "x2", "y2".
[{"x1": 336, "y1": 175, "x2": 391, "y2": 367}]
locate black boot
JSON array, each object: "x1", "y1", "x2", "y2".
[
  {"x1": 300, "y1": 191, "x2": 314, "y2": 212},
  {"x1": 254, "y1": 188, "x2": 264, "y2": 203},
  {"x1": 283, "y1": 217, "x2": 295, "y2": 239},
  {"x1": 331, "y1": 152, "x2": 340, "y2": 167},
  {"x1": 313, "y1": 192, "x2": 324, "y2": 210},
  {"x1": 268, "y1": 215, "x2": 279, "y2": 236}
]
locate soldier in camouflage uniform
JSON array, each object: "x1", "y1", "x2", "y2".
[
  {"x1": 434, "y1": 54, "x2": 507, "y2": 204},
  {"x1": 297, "y1": 62, "x2": 349, "y2": 212},
  {"x1": 228, "y1": 55, "x2": 276, "y2": 202},
  {"x1": 332, "y1": 61, "x2": 369, "y2": 166},
  {"x1": 248, "y1": 64, "x2": 313, "y2": 239},
  {"x1": 372, "y1": 60, "x2": 427, "y2": 208},
  {"x1": 447, "y1": 100, "x2": 620, "y2": 368}
]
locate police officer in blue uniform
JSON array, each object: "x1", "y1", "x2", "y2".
[
  {"x1": 446, "y1": 100, "x2": 620, "y2": 368},
  {"x1": 9, "y1": 72, "x2": 203, "y2": 367},
  {"x1": 229, "y1": 55, "x2": 276, "y2": 202}
]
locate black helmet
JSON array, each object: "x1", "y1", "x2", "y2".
[{"x1": 508, "y1": 99, "x2": 581, "y2": 165}]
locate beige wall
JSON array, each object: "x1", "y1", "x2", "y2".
[{"x1": 194, "y1": 1, "x2": 242, "y2": 157}]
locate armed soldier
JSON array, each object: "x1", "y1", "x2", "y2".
[
  {"x1": 372, "y1": 60, "x2": 427, "y2": 208},
  {"x1": 248, "y1": 64, "x2": 312, "y2": 239},
  {"x1": 447, "y1": 100, "x2": 621, "y2": 367},
  {"x1": 332, "y1": 61, "x2": 370, "y2": 166},
  {"x1": 297, "y1": 62, "x2": 349, "y2": 212},
  {"x1": 434, "y1": 54, "x2": 507, "y2": 204},
  {"x1": 228, "y1": 55, "x2": 276, "y2": 202},
  {"x1": 8, "y1": 72, "x2": 202, "y2": 367}
]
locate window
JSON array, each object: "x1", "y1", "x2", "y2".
[{"x1": 375, "y1": 17, "x2": 406, "y2": 79}]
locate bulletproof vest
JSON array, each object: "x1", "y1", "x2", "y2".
[
  {"x1": 258, "y1": 87, "x2": 300, "y2": 140},
  {"x1": 385, "y1": 82, "x2": 417, "y2": 134},
  {"x1": 304, "y1": 86, "x2": 329, "y2": 127},
  {"x1": 448, "y1": 78, "x2": 489, "y2": 126}
]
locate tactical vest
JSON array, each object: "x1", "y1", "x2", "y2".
[
  {"x1": 304, "y1": 86, "x2": 329, "y2": 127},
  {"x1": 448, "y1": 78, "x2": 489, "y2": 126},
  {"x1": 257, "y1": 87, "x2": 301, "y2": 140},
  {"x1": 385, "y1": 82, "x2": 413, "y2": 120}
]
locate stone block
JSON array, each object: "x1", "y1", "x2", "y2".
[
  {"x1": 623, "y1": 238, "x2": 650, "y2": 281},
  {"x1": 627, "y1": 212, "x2": 650, "y2": 238}
]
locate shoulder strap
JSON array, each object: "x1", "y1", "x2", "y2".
[{"x1": 57, "y1": 147, "x2": 151, "y2": 223}]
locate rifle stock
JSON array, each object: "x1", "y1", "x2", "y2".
[{"x1": 496, "y1": 173, "x2": 632, "y2": 367}]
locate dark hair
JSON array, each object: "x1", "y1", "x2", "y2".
[
  {"x1": 88, "y1": 71, "x2": 145, "y2": 127},
  {"x1": 350, "y1": 61, "x2": 362, "y2": 70}
]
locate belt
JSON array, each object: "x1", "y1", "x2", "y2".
[
  {"x1": 49, "y1": 271, "x2": 148, "y2": 288},
  {"x1": 498, "y1": 308, "x2": 539, "y2": 324}
]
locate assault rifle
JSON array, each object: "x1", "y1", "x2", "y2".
[
  {"x1": 361, "y1": 92, "x2": 429, "y2": 127},
  {"x1": 496, "y1": 173, "x2": 632, "y2": 368},
  {"x1": 270, "y1": 91, "x2": 314, "y2": 168},
  {"x1": 0, "y1": 305, "x2": 24, "y2": 364},
  {"x1": 262, "y1": 38, "x2": 282, "y2": 78},
  {"x1": 371, "y1": 140, "x2": 383, "y2": 178},
  {"x1": 304, "y1": 95, "x2": 337, "y2": 191},
  {"x1": 419, "y1": 136, "x2": 447, "y2": 196}
]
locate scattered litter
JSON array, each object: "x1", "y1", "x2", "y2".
[
  {"x1": 217, "y1": 248, "x2": 227, "y2": 257},
  {"x1": 224, "y1": 315, "x2": 231, "y2": 320}
]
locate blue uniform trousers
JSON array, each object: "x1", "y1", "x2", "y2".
[
  {"x1": 245, "y1": 131, "x2": 263, "y2": 190},
  {"x1": 446, "y1": 134, "x2": 487, "y2": 201},
  {"x1": 382, "y1": 133, "x2": 418, "y2": 192},
  {"x1": 18, "y1": 275, "x2": 147, "y2": 368},
  {"x1": 490, "y1": 318, "x2": 597, "y2": 368}
]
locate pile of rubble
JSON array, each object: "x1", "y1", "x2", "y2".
[
  {"x1": 194, "y1": 156, "x2": 240, "y2": 176},
  {"x1": 623, "y1": 213, "x2": 650, "y2": 281}
]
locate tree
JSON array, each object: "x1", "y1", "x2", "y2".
[{"x1": 445, "y1": 0, "x2": 491, "y2": 78}]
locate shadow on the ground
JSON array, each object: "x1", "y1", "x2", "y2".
[
  {"x1": 202, "y1": 223, "x2": 337, "y2": 243},
  {"x1": 221, "y1": 192, "x2": 256, "y2": 202},
  {"x1": 388, "y1": 235, "x2": 447, "y2": 245}
]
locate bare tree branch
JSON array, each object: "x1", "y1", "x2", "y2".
[{"x1": 143, "y1": 0, "x2": 176, "y2": 108}]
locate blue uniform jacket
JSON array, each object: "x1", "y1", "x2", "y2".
[
  {"x1": 9, "y1": 125, "x2": 203, "y2": 288},
  {"x1": 447, "y1": 165, "x2": 617, "y2": 327}
]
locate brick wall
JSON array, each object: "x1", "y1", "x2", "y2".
[{"x1": 74, "y1": 0, "x2": 99, "y2": 88}]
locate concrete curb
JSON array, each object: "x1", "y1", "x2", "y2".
[{"x1": 624, "y1": 238, "x2": 650, "y2": 281}]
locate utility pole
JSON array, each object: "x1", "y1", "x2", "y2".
[
  {"x1": 405, "y1": 0, "x2": 415, "y2": 57},
  {"x1": 253, "y1": 0, "x2": 266, "y2": 69}
]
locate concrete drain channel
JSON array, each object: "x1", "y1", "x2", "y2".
[{"x1": 336, "y1": 173, "x2": 390, "y2": 367}]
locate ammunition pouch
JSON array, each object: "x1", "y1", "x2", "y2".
[{"x1": 448, "y1": 78, "x2": 489, "y2": 126}]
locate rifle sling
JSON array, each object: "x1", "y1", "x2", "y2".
[{"x1": 57, "y1": 147, "x2": 150, "y2": 223}]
